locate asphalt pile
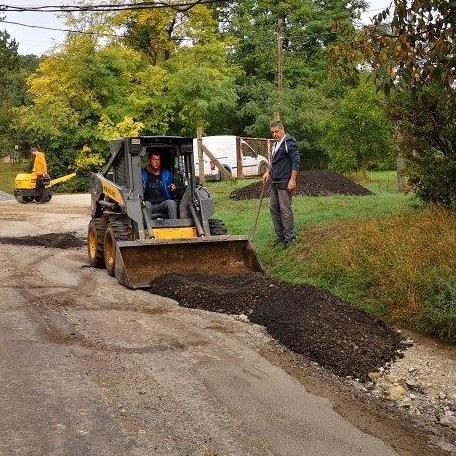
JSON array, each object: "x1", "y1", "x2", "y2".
[
  {"x1": 0, "y1": 233, "x2": 85, "y2": 249},
  {"x1": 230, "y1": 170, "x2": 372, "y2": 200},
  {"x1": 149, "y1": 273, "x2": 405, "y2": 380}
]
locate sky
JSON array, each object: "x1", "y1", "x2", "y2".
[{"x1": 1, "y1": 0, "x2": 392, "y2": 56}]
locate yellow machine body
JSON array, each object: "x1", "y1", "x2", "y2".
[
  {"x1": 14, "y1": 172, "x2": 77, "y2": 203},
  {"x1": 87, "y1": 136, "x2": 264, "y2": 289},
  {"x1": 14, "y1": 172, "x2": 77, "y2": 190}
]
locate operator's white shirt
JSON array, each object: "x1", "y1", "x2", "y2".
[{"x1": 272, "y1": 136, "x2": 286, "y2": 158}]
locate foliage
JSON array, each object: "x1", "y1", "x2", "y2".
[
  {"x1": 301, "y1": 208, "x2": 456, "y2": 343},
  {"x1": 0, "y1": 30, "x2": 39, "y2": 157},
  {"x1": 166, "y1": 40, "x2": 241, "y2": 134},
  {"x1": 0, "y1": 162, "x2": 23, "y2": 194},
  {"x1": 331, "y1": 0, "x2": 456, "y2": 203},
  {"x1": 387, "y1": 83, "x2": 456, "y2": 205},
  {"x1": 74, "y1": 145, "x2": 105, "y2": 172},
  {"x1": 324, "y1": 79, "x2": 394, "y2": 172},
  {"x1": 366, "y1": 0, "x2": 455, "y2": 89},
  {"x1": 16, "y1": 35, "x2": 168, "y2": 176}
]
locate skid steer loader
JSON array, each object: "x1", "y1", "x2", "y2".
[{"x1": 87, "y1": 136, "x2": 263, "y2": 288}]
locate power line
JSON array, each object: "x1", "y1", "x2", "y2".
[
  {"x1": 0, "y1": 18, "x2": 118, "y2": 36},
  {"x1": 0, "y1": 0, "x2": 224, "y2": 13}
]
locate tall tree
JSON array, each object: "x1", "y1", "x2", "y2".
[
  {"x1": 17, "y1": 34, "x2": 169, "y2": 176},
  {"x1": 332, "y1": 0, "x2": 456, "y2": 203},
  {"x1": 0, "y1": 29, "x2": 39, "y2": 157}
]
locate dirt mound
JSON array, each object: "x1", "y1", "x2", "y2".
[
  {"x1": 230, "y1": 170, "x2": 372, "y2": 200},
  {"x1": 149, "y1": 273, "x2": 405, "y2": 380},
  {"x1": 0, "y1": 233, "x2": 85, "y2": 249}
]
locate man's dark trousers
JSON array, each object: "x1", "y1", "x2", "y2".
[{"x1": 270, "y1": 182, "x2": 294, "y2": 243}]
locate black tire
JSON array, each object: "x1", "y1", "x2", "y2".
[
  {"x1": 34, "y1": 192, "x2": 52, "y2": 204},
  {"x1": 16, "y1": 195, "x2": 33, "y2": 203},
  {"x1": 88, "y1": 217, "x2": 107, "y2": 268},
  {"x1": 104, "y1": 219, "x2": 134, "y2": 276},
  {"x1": 258, "y1": 161, "x2": 268, "y2": 176},
  {"x1": 209, "y1": 218, "x2": 228, "y2": 235},
  {"x1": 218, "y1": 166, "x2": 232, "y2": 181}
]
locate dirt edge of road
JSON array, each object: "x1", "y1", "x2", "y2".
[{"x1": 259, "y1": 339, "x2": 456, "y2": 456}]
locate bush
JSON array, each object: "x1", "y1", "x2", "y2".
[{"x1": 419, "y1": 277, "x2": 456, "y2": 343}]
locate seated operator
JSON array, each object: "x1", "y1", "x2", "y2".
[{"x1": 141, "y1": 151, "x2": 178, "y2": 219}]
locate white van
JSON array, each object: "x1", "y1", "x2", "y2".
[{"x1": 193, "y1": 135, "x2": 269, "y2": 180}]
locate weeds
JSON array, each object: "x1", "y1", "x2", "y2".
[{"x1": 302, "y1": 208, "x2": 456, "y2": 343}]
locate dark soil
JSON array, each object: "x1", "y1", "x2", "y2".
[
  {"x1": 0, "y1": 232, "x2": 86, "y2": 249},
  {"x1": 149, "y1": 273, "x2": 405, "y2": 380},
  {"x1": 230, "y1": 170, "x2": 372, "y2": 200}
]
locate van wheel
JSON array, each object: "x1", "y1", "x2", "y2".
[
  {"x1": 218, "y1": 167, "x2": 232, "y2": 181},
  {"x1": 259, "y1": 161, "x2": 268, "y2": 176}
]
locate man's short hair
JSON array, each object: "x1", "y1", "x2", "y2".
[
  {"x1": 148, "y1": 151, "x2": 160, "y2": 159},
  {"x1": 270, "y1": 120, "x2": 284, "y2": 130},
  {"x1": 31, "y1": 147, "x2": 38, "y2": 153}
]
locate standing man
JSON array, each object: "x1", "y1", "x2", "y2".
[
  {"x1": 142, "y1": 151, "x2": 178, "y2": 219},
  {"x1": 31, "y1": 147, "x2": 49, "y2": 202},
  {"x1": 263, "y1": 120, "x2": 300, "y2": 247}
]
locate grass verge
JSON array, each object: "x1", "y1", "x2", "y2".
[
  {"x1": 208, "y1": 173, "x2": 456, "y2": 343},
  {"x1": 0, "y1": 162, "x2": 23, "y2": 194}
]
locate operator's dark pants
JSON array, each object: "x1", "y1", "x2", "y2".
[
  {"x1": 145, "y1": 200, "x2": 178, "y2": 219},
  {"x1": 35, "y1": 175, "x2": 46, "y2": 201},
  {"x1": 270, "y1": 182, "x2": 294, "y2": 243}
]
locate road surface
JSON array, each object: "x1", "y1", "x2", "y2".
[{"x1": 0, "y1": 194, "x2": 437, "y2": 456}]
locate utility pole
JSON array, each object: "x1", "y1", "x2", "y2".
[
  {"x1": 273, "y1": 18, "x2": 284, "y2": 122},
  {"x1": 196, "y1": 126, "x2": 205, "y2": 185}
]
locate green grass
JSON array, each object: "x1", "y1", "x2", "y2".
[
  {"x1": 209, "y1": 174, "x2": 456, "y2": 343},
  {"x1": 0, "y1": 162, "x2": 24, "y2": 194},
  {"x1": 208, "y1": 175, "x2": 412, "y2": 283}
]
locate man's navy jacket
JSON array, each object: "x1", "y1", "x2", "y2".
[
  {"x1": 270, "y1": 134, "x2": 300, "y2": 183},
  {"x1": 141, "y1": 167, "x2": 174, "y2": 201}
]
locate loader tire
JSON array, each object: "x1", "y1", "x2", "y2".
[
  {"x1": 104, "y1": 219, "x2": 133, "y2": 276},
  {"x1": 88, "y1": 217, "x2": 107, "y2": 268},
  {"x1": 209, "y1": 218, "x2": 228, "y2": 235}
]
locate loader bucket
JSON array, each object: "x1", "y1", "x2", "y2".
[{"x1": 114, "y1": 235, "x2": 263, "y2": 289}]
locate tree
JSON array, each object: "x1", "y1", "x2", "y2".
[
  {"x1": 348, "y1": 0, "x2": 456, "y2": 203},
  {"x1": 166, "y1": 40, "x2": 241, "y2": 135},
  {"x1": 0, "y1": 29, "x2": 39, "y2": 157},
  {"x1": 218, "y1": 0, "x2": 366, "y2": 167},
  {"x1": 324, "y1": 79, "x2": 394, "y2": 172},
  {"x1": 17, "y1": 34, "x2": 170, "y2": 177}
]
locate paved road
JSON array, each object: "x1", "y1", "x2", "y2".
[
  {"x1": 0, "y1": 195, "x2": 399, "y2": 456},
  {"x1": 0, "y1": 191, "x2": 14, "y2": 201}
]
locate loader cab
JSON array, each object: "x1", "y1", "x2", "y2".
[{"x1": 138, "y1": 137, "x2": 196, "y2": 210}]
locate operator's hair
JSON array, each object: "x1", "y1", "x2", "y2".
[
  {"x1": 269, "y1": 120, "x2": 285, "y2": 130},
  {"x1": 148, "y1": 151, "x2": 160, "y2": 159},
  {"x1": 30, "y1": 147, "x2": 38, "y2": 153}
]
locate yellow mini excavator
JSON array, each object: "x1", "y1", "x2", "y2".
[
  {"x1": 87, "y1": 136, "x2": 263, "y2": 288},
  {"x1": 14, "y1": 172, "x2": 77, "y2": 203}
]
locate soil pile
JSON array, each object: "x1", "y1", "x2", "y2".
[
  {"x1": 230, "y1": 170, "x2": 372, "y2": 200},
  {"x1": 149, "y1": 273, "x2": 405, "y2": 380},
  {"x1": 0, "y1": 232, "x2": 85, "y2": 249}
]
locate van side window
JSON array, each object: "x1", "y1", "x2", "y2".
[{"x1": 242, "y1": 142, "x2": 257, "y2": 158}]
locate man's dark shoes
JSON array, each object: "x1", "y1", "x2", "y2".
[
  {"x1": 283, "y1": 238, "x2": 295, "y2": 248},
  {"x1": 272, "y1": 238, "x2": 284, "y2": 247}
]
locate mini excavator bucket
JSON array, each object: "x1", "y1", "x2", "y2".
[{"x1": 114, "y1": 236, "x2": 263, "y2": 289}]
